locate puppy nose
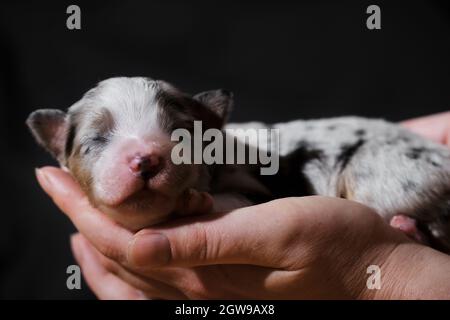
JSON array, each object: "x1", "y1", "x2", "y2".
[{"x1": 129, "y1": 154, "x2": 161, "y2": 180}]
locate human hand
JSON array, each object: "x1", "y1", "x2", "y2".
[
  {"x1": 35, "y1": 111, "x2": 450, "y2": 300},
  {"x1": 402, "y1": 111, "x2": 450, "y2": 146},
  {"x1": 37, "y1": 166, "x2": 426, "y2": 299}
]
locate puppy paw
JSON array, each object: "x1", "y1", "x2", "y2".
[
  {"x1": 390, "y1": 214, "x2": 429, "y2": 244},
  {"x1": 175, "y1": 189, "x2": 214, "y2": 217}
]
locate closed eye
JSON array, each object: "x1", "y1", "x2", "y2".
[
  {"x1": 91, "y1": 135, "x2": 108, "y2": 144},
  {"x1": 80, "y1": 134, "x2": 109, "y2": 155}
]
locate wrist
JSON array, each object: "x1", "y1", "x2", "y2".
[
  {"x1": 360, "y1": 242, "x2": 450, "y2": 299},
  {"x1": 340, "y1": 241, "x2": 400, "y2": 300}
]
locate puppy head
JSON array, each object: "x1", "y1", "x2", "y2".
[{"x1": 27, "y1": 77, "x2": 232, "y2": 230}]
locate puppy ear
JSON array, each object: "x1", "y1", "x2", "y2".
[
  {"x1": 26, "y1": 109, "x2": 69, "y2": 162},
  {"x1": 193, "y1": 89, "x2": 233, "y2": 126}
]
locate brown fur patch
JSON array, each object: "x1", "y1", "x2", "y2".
[
  {"x1": 337, "y1": 173, "x2": 355, "y2": 200},
  {"x1": 67, "y1": 145, "x2": 97, "y2": 205}
]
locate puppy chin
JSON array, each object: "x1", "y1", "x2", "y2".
[
  {"x1": 89, "y1": 161, "x2": 200, "y2": 231},
  {"x1": 98, "y1": 191, "x2": 177, "y2": 231}
]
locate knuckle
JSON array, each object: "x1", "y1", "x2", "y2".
[
  {"x1": 183, "y1": 222, "x2": 211, "y2": 262},
  {"x1": 193, "y1": 224, "x2": 208, "y2": 260}
]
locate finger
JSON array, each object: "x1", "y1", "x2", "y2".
[
  {"x1": 37, "y1": 166, "x2": 133, "y2": 265},
  {"x1": 84, "y1": 237, "x2": 188, "y2": 299},
  {"x1": 401, "y1": 111, "x2": 450, "y2": 145},
  {"x1": 127, "y1": 196, "x2": 355, "y2": 269},
  {"x1": 71, "y1": 234, "x2": 144, "y2": 300}
]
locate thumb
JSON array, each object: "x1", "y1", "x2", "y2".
[{"x1": 127, "y1": 197, "x2": 329, "y2": 269}]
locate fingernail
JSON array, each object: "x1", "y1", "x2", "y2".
[
  {"x1": 128, "y1": 233, "x2": 171, "y2": 268},
  {"x1": 35, "y1": 167, "x2": 52, "y2": 191}
]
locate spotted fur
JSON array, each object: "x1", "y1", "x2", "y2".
[{"x1": 27, "y1": 77, "x2": 450, "y2": 250}]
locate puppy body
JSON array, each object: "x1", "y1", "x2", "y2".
[
  {"x1": 227, "y1": 118, "x2": 450, "y2": 250},
  {"x1": 27, "y1": 77, "x2": 450, "y2": 251}
]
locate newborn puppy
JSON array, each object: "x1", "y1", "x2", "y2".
[
  {"x1": 27, "y1": 78, "x2": 231, "y2": 230},
  {"x1": 27, "y1": 77, "x2": 450, "y2": 252}
]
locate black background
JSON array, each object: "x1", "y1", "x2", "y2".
[{"x1": 0, "y1": 0, "x2": 449, "y2": 299}]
